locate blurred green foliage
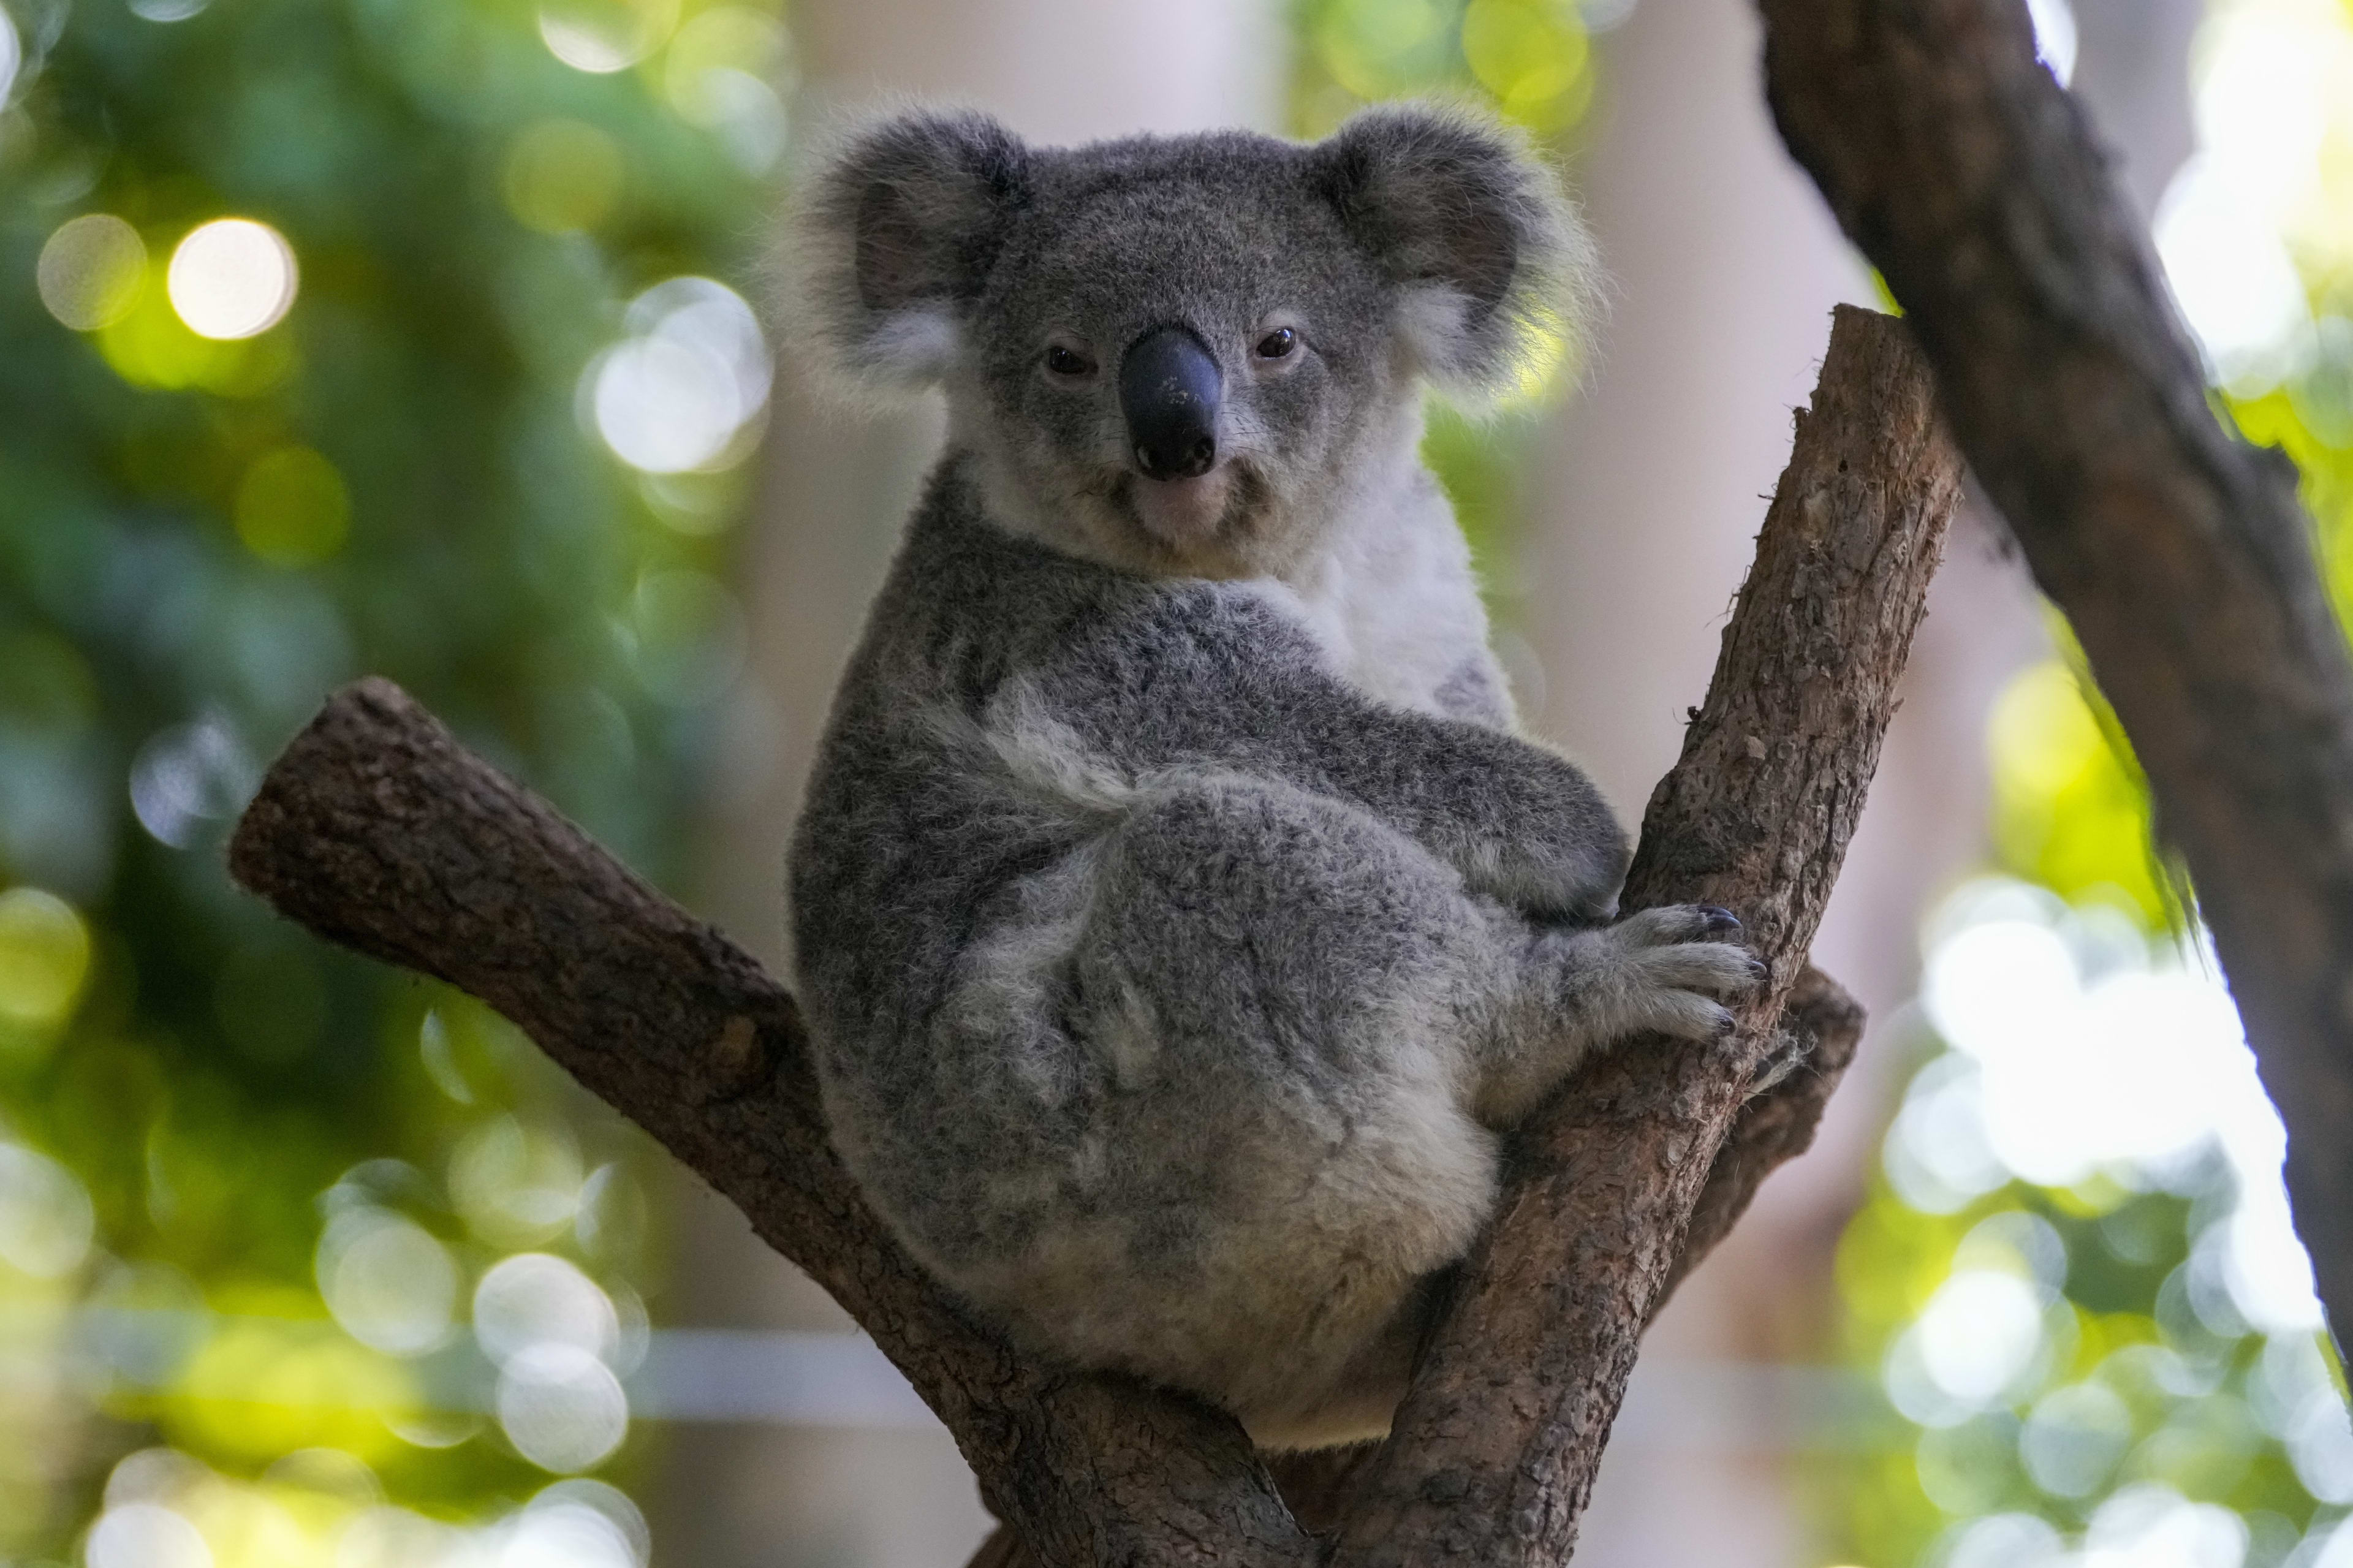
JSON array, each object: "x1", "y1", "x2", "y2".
[
  {"x1": 1290, "y1": 0, "x2": 1599, "y2": 139},
  {"x1": 0, "y1": 0, "x2": 1597, "y2": 1556},
  {"x1": 1290, "y1": 0, "x2": 1611, "y2": 605},
  {"x1": 0, "y1": 0, "x2": 782, "y2": 1551}
]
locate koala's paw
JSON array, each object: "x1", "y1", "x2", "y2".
[{"x1": 1562, "y1": 904, "x2": 1766, "y2": 1047}]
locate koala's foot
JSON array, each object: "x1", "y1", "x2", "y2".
[
  {"x1": 1469, "y1": 903, "x2": 1765, "y2": 1127},
  {"x1": 1553, "y1": 903, "x2": 1765, "y2": 1047}
]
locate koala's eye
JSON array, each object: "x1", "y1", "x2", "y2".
[
  {"x1": 1255, "y1": 327, "x2": 1297, "y2": 360},
  {"x1": 1045, "y1": 344, "x2": 1097, "y2": 378}
]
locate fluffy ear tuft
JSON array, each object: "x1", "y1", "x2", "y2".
[
  {"x1": 781, "y1": 108, "x2": 1030, "y2": 399},
  {"x1": 1316, "y1": 103, "x2": 1599, "y2": 401}
]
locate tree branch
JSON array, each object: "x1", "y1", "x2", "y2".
[
  {"x1": 226, "y1": 678, "x2": 1314, "y2": 1568},
  {"x1": 228, "y1": 303, "x2": 1947, "y2": 1567},
  {"x1": 1757, "y1": 0, "x2": 2353, "y2": 1352},
  {"x1": 1659, "y1": 963, "x2": 1867, "y2": 1317},
  {"x1": 1328, "y1": 303, "x2": 1958, "y2": 1567}
]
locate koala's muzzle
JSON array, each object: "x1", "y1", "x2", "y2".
[{"x1": 1120, "y1": 326, "x2": 1221, "y2": 482}]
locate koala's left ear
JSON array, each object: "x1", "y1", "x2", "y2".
[
  {"x1": 1315, "y1": 104, "x2": 1597, "y2": 397},
  {"x1": 784, "y1": 108, "x2": 1031, "y2": 398}
]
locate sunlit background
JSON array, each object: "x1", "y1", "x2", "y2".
[{"x1": 2, "y1": 0, "x2": 2351, "y2": 1563}]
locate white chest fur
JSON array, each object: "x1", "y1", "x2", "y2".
[{"x1": 1246, "y1": 465, "x2": 1496, "y2": 718}]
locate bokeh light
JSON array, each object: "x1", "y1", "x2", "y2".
[
  {"x1": 167, "y1": 1311, "x2": 417, "y2": 1464},
  {"x1": 82, "y1": 1449, "x2": 657, "y2": 1568},
  {"x1": 316, "y1": 1209, "x2": 458, "y2": 1355},
  {"x1": 496, "y1": 1345, "x2": 629, "y2": 1472},
  {"x1": 2155, "y1": 0, "x2": 2353, "y2": 394},
  {"x1": 1294, "y1": 0, "x2": 1599, "y2": 142},
  {"x1": 2025, "y1": 0, "x2": 2078, "y2": 85},
  {"x1": 36, "y1": 215, "x2": 147, "y2": 331},
  {"x1": 232, "y1": 447, "x2": 351, "y2": 567},
  {"x1": 0, "y1": 1142, "x2": 94, "y2": 1279},
  {"x1": 95, "y1": 257, "x2": 294, "y2": 393},
  {"x1": 1459, "y1": 0, "x2": 1590, "y2": 132},
  {"x1": 472, "y1": 1252, "x2": 620, "y2": 1367},
  {"x1": 502, "y1": 1490, "x2": 643, "y2": 1568},
  {"x1": 165, "y1": 219, "x2": 298, "y2": 341},
  {"x1": 466, "y1": 1252, "x2": 637, "y2": 1475},
  {"x1": 1841, "y1": 865, "x2": 2347, "y2": 1564},
  {"x1": 587, "y1": 276, "x2": 770, "y2": 474},
  {"x1": 0, "y1": 887, "x2": 91, "y2": 1029},
  {"x1": 504, "y1": 118, "x2": 626, "y2": 234},
  {"x1": 0, "y1": 4, "x2": 19, "y2": 108},
  {"x1": 537, "y1": 0, "x2": 677, "y2": 73},
  {"x1": 532, "y1": 1480, "x2": 650, "y2": 1566},
  {"x1": 127, "y1": 0, "x2": 210, "y2": 23},
  {"x1": 1890, "y1": 879, "x2": 2322, "y2": 1331},
  {"x1": 450, "y1": 1115, "x2": 585, "y2": 1247},
  {"x1": 2158, "y1": 156, "x2": 2313, "y2": 393},
  {"x1": 85, "y1": 1501, "x2": 212, "y2": 1568},
  {"x1": 1914, "y1": 1270, "x2": 2049, "y2": 1407},
  {"x1": 129, "y1": 716, "x2": 256, "y2": 850},
  {"x1": 2020, "y1": 1382, "x2": 2135, "y2": 1498},
  {"x1": 662, "y1": 7, "x2": 791, "y2": 173},
  {"x1": 1312, "y1": 0, "x2": 1456, "y2": 104}
]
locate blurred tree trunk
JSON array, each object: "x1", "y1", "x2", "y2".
[{"x1": 1760, "y1": 0, "x2": 2353, "y2": 1359}]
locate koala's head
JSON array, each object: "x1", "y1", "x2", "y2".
[{"x1": 787, "y1": 104, "x2": 1593, "y2": 578}]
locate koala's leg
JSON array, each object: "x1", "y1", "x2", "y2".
[
  {"x1": 1038, "y1": 775, "x2": 1510, "y2": 1447},
  {"x1": 1466, "y1": 904, "x2": 1765, "y2": 1127},
  {"x1": 940, "y1": 781, "x2": 1757, "y2": 1445}
]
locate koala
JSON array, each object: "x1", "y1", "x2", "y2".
[{"x1": 784, "y1": 104, "x2": 1760, "y2": 1450}]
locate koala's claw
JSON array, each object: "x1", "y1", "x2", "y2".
[
  {"x1": 1611, "y1": 903, "x2": 1756, "y2": 953},
  {"x1": 1553, "y1": 905, "x2": 1768, "y2": 1049}
]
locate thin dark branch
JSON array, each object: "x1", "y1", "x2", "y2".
[{"x1": 1758, "y1": 0, "x2": 2353, "y2": 1354}]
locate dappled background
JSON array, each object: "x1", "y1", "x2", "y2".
[{"x1": 2, "y1": 0, "x2": 2352, "y2": 1565}]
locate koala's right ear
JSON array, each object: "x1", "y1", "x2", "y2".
[
  {"x1": 784, "y1": 110, "x2": 1030, "y2": 396},
  {"x1": 1314, "y1": 104, "x2": 1596, "y2": 401}
]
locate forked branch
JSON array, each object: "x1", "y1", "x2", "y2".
[{"x1": 229, "y1": 303, "x2": 1951, "y2": 1566}]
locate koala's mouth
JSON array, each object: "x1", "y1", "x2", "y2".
[{"x1": 1108, "y1": 463, "x2": 1270, "y2": 555}]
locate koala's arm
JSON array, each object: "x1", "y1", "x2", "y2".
[
  {"x1": 1245, "y1": 677, "x2": 1629, "y2": 922},
  {"x1": 1042, "y1": 590, "x2": 1631, "y2": 922}
]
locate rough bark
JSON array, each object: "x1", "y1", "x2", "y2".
[
  {"x1": 1758, "y1": 0, "x2": 2353, "y2": 1352},
  {"x1": 1327, "y1": 303, "x2": 1960, "y2": 1567},
  {"x1": 1658, "y1": 962, "x2": 1867, "y2": 1315},
  {"x1": 229, "y1": 303, "x2": 1950, "y2": 1566}
]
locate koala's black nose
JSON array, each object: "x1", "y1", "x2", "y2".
[{"x1": 1120, "y1": 325, "x2": 1221, "y2": 481}]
